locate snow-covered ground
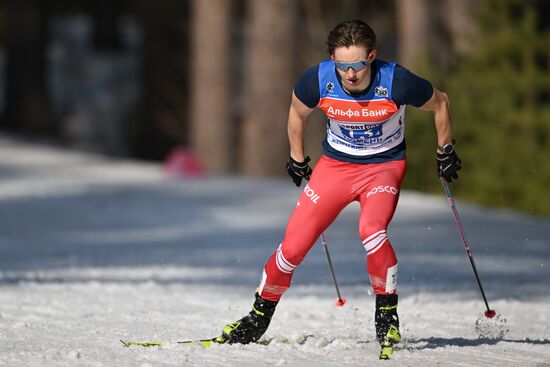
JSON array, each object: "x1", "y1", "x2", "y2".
[{"x1": 0, "y1": 135, "x2": 549, "y2": 367}]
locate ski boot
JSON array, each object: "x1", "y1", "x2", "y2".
[
  {"x1": 375, "y1": 294, "x2": 401, "y2": 360},
  {"x1": 216, "y1": 293, "x2": 277, "y2": 344}
]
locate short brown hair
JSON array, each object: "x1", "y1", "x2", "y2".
[{"x1": 326, "y1": 20, "x2": 377, "y2": 55}]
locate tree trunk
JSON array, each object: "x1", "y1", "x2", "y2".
[
  {"x1": 240, "y1": 0, "x2": 297, "y2": 176},
  {"x1": 442, "y1": 0, "x2": 478, "y2": 56},
  {"x1": 133, "y1": 0, "x2": 190, "y2": 160},
  {"x1": 2, "y1": 0, "x2": 53, "y2": 133},
  {"x1": 190, "y1": 0, "x2": 233, "y2": 172},
  {"x1": 395, "y1": 0, "x2": 432, "y2": 69}
]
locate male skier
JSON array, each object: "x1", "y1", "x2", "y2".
[{"x1": 214, "y1": 20, "x2": 461, "y2": 359}]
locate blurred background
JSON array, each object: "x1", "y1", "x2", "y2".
[{"x1": 0, "y1": 0, "x2": 548, "y2": 215}]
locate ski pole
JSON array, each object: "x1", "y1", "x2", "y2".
[
  {"x1": 301, "y1": 176, "x2": 346, "y2": 306},
  {"x1": 440, "y1": 177, "x2": 496, "y2": 318},
  {"x1": 320, "y1": 233, "x2": 347, "y2": 307}
]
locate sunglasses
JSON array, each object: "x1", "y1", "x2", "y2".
[{"x1": 333, "y1": 59, "x2": 370, "y2": 72}]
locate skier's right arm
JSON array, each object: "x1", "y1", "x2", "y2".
[
  {"x1": 286, "y1": 92, "x2": 314, "y2": 187},
  {"x1": 288, "y1": 92, "x2": 314, "y2": 163}
]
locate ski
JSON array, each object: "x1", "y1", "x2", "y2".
[
  {"x1": 120, "y1": 337, "x2": 273, "y2": 348},
  {"x1": 178, "y1": 338, "x2": 222, "y2": 348},
  {"x1": 120, "y1": 340, "x2": 164, "y2": 348},
  {"x1": 120, "y1": 338, "x2": 219, "y2": 348},
  {"x1": 379, "y1": 342, "x2": 395, "y2": 360},
  {"x1": 378, "y1": 325, "x2": 401, "y2": 360}
]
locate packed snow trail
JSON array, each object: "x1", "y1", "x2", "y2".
[{"x1": 0, "y1": 135, "x2": 549, "y2": 366}]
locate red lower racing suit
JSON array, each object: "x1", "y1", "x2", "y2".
[{"x1": 258, "y1": 155, "x2": 406, "y2": 301}]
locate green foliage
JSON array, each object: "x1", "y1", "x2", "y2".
[{"x1": 404, "y1": 0, "x2": 550, "y2": 216}]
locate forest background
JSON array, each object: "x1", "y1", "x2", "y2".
[{"x1": 0, "y1": 0, "x2": 548, "y2": 215}]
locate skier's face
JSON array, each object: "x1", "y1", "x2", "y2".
[{"x1": 332, "y1": 45, "x2": 376, "y2": 93}]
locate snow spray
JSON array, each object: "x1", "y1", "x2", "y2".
[{"x1": 475, "y1": 312, "x2": 509, "y2": 339}]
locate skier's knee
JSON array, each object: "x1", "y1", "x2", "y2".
[
  {"x1": 359, "y1": 219, "x2": 388, "y2": 240},
  {"x1": 262, "y1": 241, "x2": 308, "y2": 280},
  {"x1": 275, "y1": 243, "x2": 303, "y2": 273},
  {"x1": 361, "y1": 227, "x2": 388, "y2": 255}
]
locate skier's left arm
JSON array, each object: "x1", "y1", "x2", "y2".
[
  {"x1": 420, "y1": 88, "x2": 462, "y2": 183},
  {"x1": 393, "y1": 64, "x2": 462, "y2": 182},
  {"x1": 420, "y1": 88, "x2": 453, "y2": 149}
]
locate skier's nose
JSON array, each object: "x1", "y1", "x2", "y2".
[{"x1": 346, "y1": 68, "x2": 357, "y2": 78}]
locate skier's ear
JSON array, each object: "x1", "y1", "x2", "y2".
[{"x1": 367, "y1": 48, "x2": 377, "y2": 62}]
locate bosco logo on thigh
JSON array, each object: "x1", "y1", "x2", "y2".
[{"x1": 366, "y1": 185, "x2": 399, "y2": 198}]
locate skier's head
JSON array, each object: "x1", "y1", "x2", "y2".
[
  {"x1": 327, "y1": 20, "x2": 377, "y2": 93},
  {"x1": 326, "y1": 20, "x2": 377, "y2": 56}
]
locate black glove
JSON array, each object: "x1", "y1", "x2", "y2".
[
  {"x1": 286, "y1": 156, "x2": 312, "y2": 187},
  {"x1": 436, "y1": 146, "x2": 462, "y2": 183}
]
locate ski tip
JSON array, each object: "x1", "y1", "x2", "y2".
[
  {"x1": 379, "y1": 344, "x2": 394, "y2": 359},
  {"x1": 120, "y1": 340, "x2": 163, "y2": 348}
]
